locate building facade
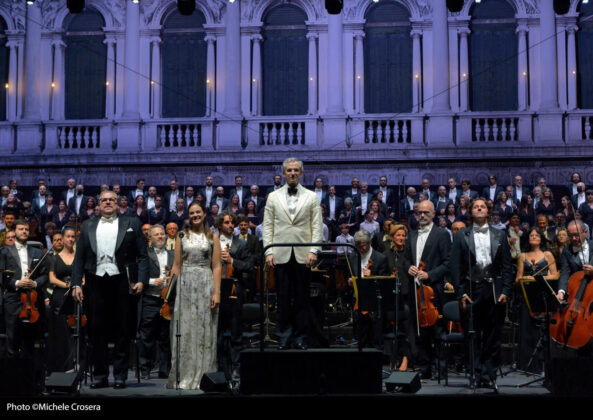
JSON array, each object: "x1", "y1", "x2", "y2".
[{"x1": 0, "y1": 0, "x2": 592, "y2": 188}]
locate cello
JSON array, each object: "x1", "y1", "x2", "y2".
[
  {"x1": 549, "y1": 270, "x2": 593, "y2": 349},
  {"x1": 413, "y1": 261, "x2": 440, "y2": 336}
]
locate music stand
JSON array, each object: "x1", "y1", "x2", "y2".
[
  {"x1": 517, "y1": 275, "x2": 558, "y2": 388},
  {"x1": 353, "y1": 275, "x2": 395, "y2": 351}
]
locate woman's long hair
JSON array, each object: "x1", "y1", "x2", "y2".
[{"x1": 186, "y1": 200, "x2": 213, "y2": 240}]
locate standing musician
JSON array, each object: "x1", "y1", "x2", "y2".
[
  {"x1": 263, "y1": 157, "x2": 323, "y2": 350},
  {"x1": 138, "y1": 224, "x2": 173, "y2": 380},
  {"x1": 450, "y1": 198, "x2": 513, "y2": 389},
  {"x1": 216, "y1": 211, "x2": 254, "y2": 380},
  {"x1": 71, "y1": 190, "x2": 148, "y2": 389},
  {"x1": 347, "y1": 230, "x2": 390, "y2": 349},
  {"x1": 0, "y1": 219, "x2": 48, "y2": 358},
  {"x1": 402, "y1": 200, "x2": 451, "y2": 379}
]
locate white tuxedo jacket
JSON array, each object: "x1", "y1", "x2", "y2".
[{"x1": 263, "y1": 184, "x2": 323, "y2": 264}]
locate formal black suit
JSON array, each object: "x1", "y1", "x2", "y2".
[
  {"x1": 399, "y1": 197, "x2": 417, "y2": 220},
  {"x1": 67, "y1": 194, "x2": 86, "y2": 217},
  {"x1": 481, "y1": 186, "x2": 504, "y2": 202},
  {"x1": 434, "y1": 197, "x2": 454, "y2": 216},
  {"x1": 402, "y1": 224, "x2": 451, "y2": 375},
  {"x1": 266, "y1": 185, "x2": 283, "y2": 196},
  {"x1": 138, "y1": 247, "x2": 174, "y2": 377},
  {"x1": 450, "y1": 226, "x2": 513, "y2": 383},
  {"x1": 373, "y1": 187, "x2": 395, "y2": 209},
  {"x1": 148, "y1": 207, "x2": 168, "y2": 226},
  {"x1": 322, "y1": 195, "x2": 344, "y2": 221},
  {"x1": 460, "y1": 189, "x2": 479, "y2": 202},
  {"x1": 447, "y1": 188, "x2": 463, "y2": 205},
  {"x1": 558, "y1": 240, "x2": 593, "y2": 294},
  {"x1": 163, "y1": 190, "x2": 183, "y2": 212},
  {"x1": 197, "y1": 187, "x2": 214, "y2": 206},
  {"x1": 245, "y1": 196, "x2": 266, "y2": 214},
  {"x1": 71, "y1": 215, "x2": 148, "y2": 383},
  {"x1": 218, "y1": 235, "x2": 254, "y2": 376},
  {"x1": 348, "y1": 249, "x2": 390, "y2": 349},
  {"x1": 229, "y1": 187, "x2": 248, "y2": 208},
  {"x1": 0, "y1": 243, "x2": 48, "y2": 358},
  {"x1": 127, "y1": 189, "x2": 147, "y2": 207},
  {"x1": 237, "y1": 233, "x2": 261, "y2": 300},
  {"x1": 211, "y1": 196, "x2": 229, "y2": 212},
  {"x1": 353, "y1": 193, "x2": 373, "y2": 213},
  {"x1": 512, "y1": 185, "x2": 531, "y2": 203}
]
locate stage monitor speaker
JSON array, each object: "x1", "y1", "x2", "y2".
[
  {"x1": 240, "y1": 348, "x2": 382, "y2": 395},
  {"x1": 200, "y1": 372, "x2": 228, "y2": 393},
  {"x1": 45, "y1": 371, "x2": 83, "y2": 395},
  {"x1": 0, "y1": 357, "x2": 37, "y2": 396},
  {"x1": 384, "y1": 371, "x2": 421, "y2": 393},
  {"x1": 547, "y1": 357, "x2": 593, "y2": 397}
]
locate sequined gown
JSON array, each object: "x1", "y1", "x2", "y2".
[{"x1": 167, "y1": 232, "x2": 218, "y2": 389}]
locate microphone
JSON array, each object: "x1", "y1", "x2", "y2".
[{"x1": 178, "y1": 232, "x2": 185, "y2": 239}]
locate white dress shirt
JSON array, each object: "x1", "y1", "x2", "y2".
[
  {"x1": 515, "y1": 186, "x2": 523, "y2": 201},
  {"x1": 215, "y1": 196, "x2": 224, "y2": 209},
  {"x1": 146, "y1": 196, "x2": 156, "y2": 210},
  {"x1": 336, "y1": 234, "x2": 354, "y2": 255},
  {"x1": 415, "y1": 223, "x2": 433, "y2": 267},
  {"x1": 474, "y1": 224, "x2": 492, "y2": 269},
  {"x1": 360, "y1": 248, "x2": 373, "y2": 277},
  {"x1": 489, "y1": 185, "x2": 497, "y2": 201},
  {"x1": 66, "y1": 189, "x2": 75, "y2": 204},
  {"x1": 75, "y1": 194, "x2": 84, "y2": 215},
  {"x1": 204, "y1": 187, "x2": 213, "y2": 207},
  {"x1": 168, "y1": 191, "x2": 179, "y2": 212},
  {"x1": 328, "y1": 196, "x2": 336, "y2": 220},
  {"x1": 360, "y1": 193, "x2": 369, "y2": 213},
  {"x1": 559, "y1": 241, "x2": 590, "y2": 296},
  {"x1": 15, "y1": 242, "x2": 29, "y2": 287},
  {"x1": 315, "y1": 188, "x2": 323, "y2": 203},
  {"x1": 96, "y1": 216, "x2": 120, "y2": 277},
  {"x1": 148, "y1": 247, "x2": 168, "y2": 296},
  {"x1": 219, "y1": 234, "x2": 232, "y2": 252},
  {"x1": 407, "y1": 196, "x2": 414, "y2": 211},
  {"x1": 235, "y1": 187, "x2": 244, "y2": 207},
  {"x1": 448, "y1": 189, "x2": 457, "y2": 202},
  {"x1": 380, "y1": 187, "x2": 388, "y2": 204},
  {"x1": 572, "y1": 183, "x2": 579, "y2": 196},
  {"x1": 577, "y1": 193, "x2": 586, "y2": 208}
]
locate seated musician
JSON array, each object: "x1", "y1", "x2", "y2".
[
  {"x1": 514, "y1": 227, "x2": 557, "y2": 373},
  {"x1": 216, "y1": 211, "x2": 254, "y2": 381},
  {"x1": 557, "y1": 220, "x2": 593, "y2": 304},
  {"x1": 138, "y1": 224, "x2": 173, "y2": 380},
  {"x1": 347, "y1": 230, "x2": 389, "y2": 349},
  {"x1": 0, "y1": 219, "x2": 48, "y2": 358},
  {"x1": 402, "y1": 200, "x2": 451, "y2": 379}
]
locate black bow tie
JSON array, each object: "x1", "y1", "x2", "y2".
[{"x1": 288, "y1": 187, "x2": 298, "y2": 196}]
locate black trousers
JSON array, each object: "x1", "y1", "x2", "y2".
[
  {"x1": 86, "y1": 273, "x2": 132, "y2": 382},
  {"x1": 217, "y1": 283, "x2": 244, "y2": 375},
  {"x1": 3, "y1": 292, "x2": 41, "y2": 359},
  {"x1": 275, "y1": 252, "x2": 310, "y2": 346},
  {"x1": 461, "y1": 281, "x2": 505, "y2": 381},
  {"x1": 138, "y1": 295, "x2": 171, "y2": 376}
]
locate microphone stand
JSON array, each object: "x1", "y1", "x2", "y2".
[
  {"x1": 175, "y1": 318, "x2": 181, "y2": 390},
  {"x1": 466, "y1": 236, "x2": 477, "y2": 391},
  {"x1": 391, "y1": 251, "x2": 401, "y2": 371}
]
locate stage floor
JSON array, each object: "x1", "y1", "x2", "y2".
[{"x1": 76, "y1": 366, "x2": 549, "y2": 398}]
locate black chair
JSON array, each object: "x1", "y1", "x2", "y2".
[{"x1": 438, "y1": 301, "x2": 464, "y2": 386}]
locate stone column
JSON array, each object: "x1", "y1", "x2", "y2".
[
  {"x1": 327, "y1": 13, "x2": 343, "y2": 115},
  {"x1": 516, "y1": 24, "x2": 528, "y2": 111},
  {"x1": 431, "y1": 0, "x2": 450, "y2": 112},
  {"x1": 539, "y1": 0, "x2": 558, "y2": 111},
  {"x1": 224, "y1": 0, "x2": 241, "y2": 117},
  {"x1": 22, "y1": 1, "x2": 42, "y2": 121},
  {"x1": 5, "y1": 40, "x2": 18, "y2": 121},
  {"x1": 122, "y1": 0, "x2": 140, "y2": 119},
  {"x1": 150, "y1": 37, "x2": 161, "y2": 118},
  {"x1": 354, "y1": 31, "x2": 364, "y2": 114},
  {"x1": 306, "y1": 32, "x2": 318, "y2": 115},
  {"x1": 556, "y1": 22, "x2": 567, "y2": 110},
  {"x1": 566, "y1": 24, "x2": 578, "y2": 110},
  {"x1": 251, "y1": 34, "x2": 262, "y2": 116},
  {"x1": 411, "y1": 28, "x2": 422, "y2": 112},
  {"x1": 205, "y1": 34, "x2": 216, "y2": 117},
  {"x1": 458, "y1": 27, "x2": 470, "y2": 112},
  {"x1": 104, "y1": 37, "x2": 116, "y2": 119},
  {"x1": 51, "y1": 39, "x2": 66, "y2": 120}
]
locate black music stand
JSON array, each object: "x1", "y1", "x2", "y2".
[
  {"x1": 517, "y1": 275, "x2": 558, "y2": 388},
  {"x1": 354, "y1": 276, "x2": 395, "y2": 352}
]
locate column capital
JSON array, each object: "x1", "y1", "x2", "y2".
[
  {"x1": 51, "y1": 39, "x2": 67, "y2": 49},
  {"x1": 306, "y1": 32, "x2": 319, "y2": 41},
  {"x1": 250, "y1": 34, "x2": 263, "y2": 42},
  {"x1": 565, "y1": 24, "x2": 579, "y2": 33},
  {"x1": 515, "y1": 24, "x2": 528, "y2": 34},
  {"x1": 353, "y1": 31, "x2": 365, "y2": 40},
  {"x1": 5, "y1": 40, "x2": 19, "y2": 49},
  {"x1": 204, "y1": 34, "x2": 217, "y2": 43},
  {"x1": 457, "y1": 27, "x2": 471, "y2": 36},
  {"x1": 149, "y1": 36, "x2": 162, "y2": 45},
  {"x1": 410, "y1": 28, "x2": 423, "y2": 38}
]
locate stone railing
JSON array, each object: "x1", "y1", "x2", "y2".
[
  {"x1": 456, "y1": 112, "x2": 533, "y2": 145},
  {"x1": 364, "y1": 118, "x2": 412, "y2": 144},
  {"x1": 243, "y1": 117, "x2": 317, "y2": 149},
  {"x1": 259, "y1": 121, "x2": 306, "y2": 146},
  {"x1": 471, "y1": 116, "x2": 519, "y2": 142},
  {"x1": 43, "y1": 120, "x2": 113, "y2": 153},
  {"x1": 157, "y1": 123, "x2": 203, "y2": 148}
]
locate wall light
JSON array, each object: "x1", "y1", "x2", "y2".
[
  {"x1": 4, "y1": 83, "x2": 8, "y2": 89},
  {"x1": 51, "y1": 82, "x2": 55, "y2": 88}
]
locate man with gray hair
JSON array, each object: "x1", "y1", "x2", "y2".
[
  {"x1": 138, "y1": 224, "x2": 173, "y2": 380},
  {"x1": 264, "y1": 157, "x2": 323, "y2": 350},
  {"x1": 557, "y1": 220, "x2": 593, "y2": 304}
]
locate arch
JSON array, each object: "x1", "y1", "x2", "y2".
[
  {"x1": 54, "y1": 1, "x2": 116, "y2": 31},
  {"x1": 248, "y1": 0, "x2": 320, "y2": 24},
  {"x1": 263, "y1": 3, "x2": 308, "y2": 25},
  {"x1": 0, "y1": 6, "x2": 17, "y2": 32},
  {"x1": 66, "y1": 8, "x2": 105, "y2": 32},
  {"x1": 364, "y1": 0, "x2": 411, "y2": 22},
  {"x1": 460, "y1": 0, "x2": 523, "y2": 18},
  {"x1": 348, "y1": 0, "x2": 421, "y2": 22},
  {"x1": 148, "y1": 0, "x2": 223, "y2": 29},
  {"x1": 571, "y1": 0, "x2": 590, "y2": 14}
]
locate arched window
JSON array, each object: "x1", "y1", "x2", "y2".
[
  {"x1": 262, "y1": 5, "x2": 308, "y2": 116},
  {"x1": 469, "y1": 0, "x2": 517, "y2": 111},
  {"x1": 0, "y1": 17, "x2": 8, "y2": 121},
  {"x1": 161, "y1": 9, "x2": 207, "y2": 118},
  {"x1": 65, "y1": 9, "x2": 106, "y2": 119},
  {"x1": 364, "y1": 1, "x2": 412, "y2": 114},
  {"x1": 577, "y1": 2, "x2": 593, "y2": 109}
]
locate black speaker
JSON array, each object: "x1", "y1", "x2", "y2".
[
  {"x1": 446, "y1": 0, "x2": 464, "y2": 13},
  {"x1": 45, "y1": 371, "x2": 83, "y2": 395},
  {"x1": 384, "y1": 371, "x2": 421, "y2": 393},
  {"x1": 177, "y1": 0, "x2": 196, "y2": 16},
  {"x1": 67, "y1": 0, "x2": 84, "y2": 14},
  {"x1": 553, "y1": 0, "x2": 570, "y2": 15},
  {"x1": 0, "y1": 357, "x2": 38, "y2": 396},
  {"x1": 325, "y1": 0, "x2": 343, "y2": 15},
  {"x1": 547, "y1": 357, "x2": 593, "y2": 397},
  {"x1": 200, "y1": 372, "x2": 228, "y2": 393},
  {"x1": 240, "y1": 348, "x2": 382, "y2": 395}
]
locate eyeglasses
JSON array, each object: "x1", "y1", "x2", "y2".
[
  {"x1": 418, "y1": 211, "x2": 432, "y2": 215},
  {"x1": 100, "y1": 198, "x2": 116, "y2": 203}
]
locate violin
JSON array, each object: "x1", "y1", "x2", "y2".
[
  {"x1": 549, "y1": 270, "x2": 593, "y2": 349},
  {"x1": 160, "y1": 266, "x2": 177, "y2": 321},
  {"x1": 414, "y1": 261, "x2": 440, "y2": 335},
  {"x1": 19, "y1": 269, "x2": 40, "y2": 324},
  {"x1": 223, "y1": 243, "x2": 234, "y2": 279}
]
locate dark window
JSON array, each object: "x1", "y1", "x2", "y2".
[
  {"x1": 364, "y1": 1, "x2": 413, "y2": 114},
  {"x1": 0, "y1": 17, "x2": 7, "y2": 121},
  {"x1": 577, "y1": 2, "x2": 593, "y2": 109},
  {"x1": 469, "y1": 0, "x2": 517, "y2": 111},
  {"x1": 65, "y1": 9, "x2": 106, "y2": 119},
  {"x1": 262, "y1": 4, "x2": 308, "y2": 116},
  {"x1": 161, "y1": 10, "x2": 207, "y2": 118}
]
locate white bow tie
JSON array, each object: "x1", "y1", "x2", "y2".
[{"x1": 100, "y1": 216, "x2": 116, "y2": 224}]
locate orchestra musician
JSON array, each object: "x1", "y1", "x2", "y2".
[{"x1": 450, "y1": 198, "x2": 513, "y2": 389}]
